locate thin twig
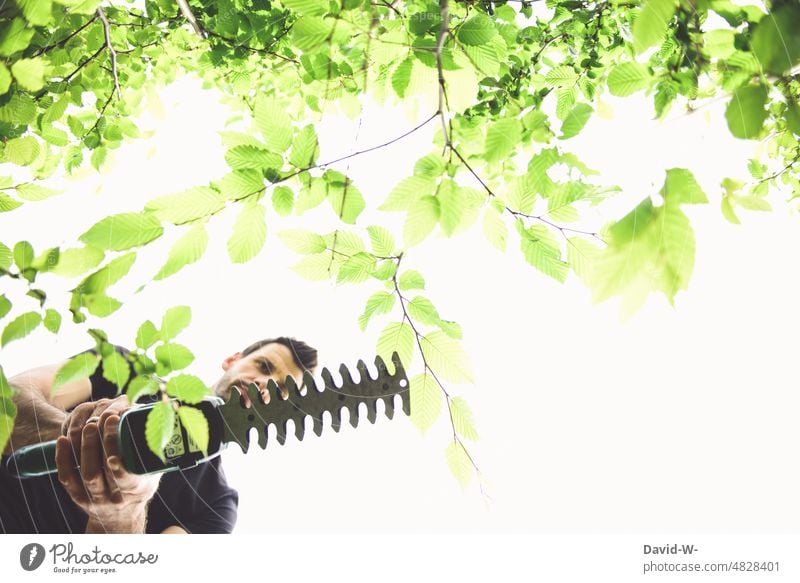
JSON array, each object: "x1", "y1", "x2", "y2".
[
  {"x1": 96, "y1": 8, "x2": 121, "y2": 100},
  {"x1": 61, "y1": 46, "x2": 104, "y2": 85},
  {"x1": 435, "y1": 0, "x2": 451, "y2": 149},
  {"x1": 33, "y1": 16, "x2": 97, "y2": 56},
  {"x1": 206, "y1": 31, "x2": 298, "y2": 64},
  {"x1": 176, "y1": 0, "x2": 207, "y2": 38}
]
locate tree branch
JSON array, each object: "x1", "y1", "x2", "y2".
[
  {"x1": 96, "y1": 8, "x2": 121, "y2": 100},
  {"x1": 176, "y1": 0, "x2": 208, "y2": 38},
  {"x1": 33, "y1": 16, "x2": 97, "y2": 56},
  {"x1": 435, "y1": 0, "x2": 451, "y2": 149}
]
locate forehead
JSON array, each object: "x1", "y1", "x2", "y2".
[{"x1": 249, "y1": 342, "x2": 301, "y2": 374}]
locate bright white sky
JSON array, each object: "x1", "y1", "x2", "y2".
[{"x1": 2, "y1": 66, "x2": 799, "y2": 533}]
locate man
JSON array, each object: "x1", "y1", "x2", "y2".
[{"x1": 0, "y1": 337, "x2": 318, "y2": 534}]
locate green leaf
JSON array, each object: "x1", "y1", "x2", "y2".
[
  {"x1": 398, "y1": 270, "x2": 425, "y2": 291},
  {"x1": 607, "y1": 62, "x2": 651, "y2": 96},
  {"x1": 544, "y1": 65, "x2": 578, "y2": 88},
  {"x1": 145, "y1": 187, "x2": 225, "y2": 225},
  {"x1": 160, "y1": 306, "x2": 191, "y2": 342},
  {"x1": 13, "y1": 241, "x2": 34, "y2": 271},
  {"x1": 0, "y1": 296, "x2": 11, "y2": 319},
  {"x1": 445, "y1": 441, "x2": 473, "y2": 488},
  {"x1": 450, "y1": 396, "x2": 478, "y2": 440},
  {"x1": 404, "y1": 195, "x2": 439, "y2": 247},
  {"x1": 291, "y1": 16, "x2": 334, "y2": 51},
  {"x1": 786, "y1": 102, "x2": 800, "y2": 137},
  {"x1": 380, "y1": 176, "x2": 435, "y2": 211},
  {"x1": 253, "y1": 95, "x2": 292, "y2": 152},
  {"x1": 0, "y1": 63, "x2": 10, "y2": 95},
  {"x1": 457, "y1": 14, "x2": 497, "y2": 46},
  {"x1": 272, "y1": 186, "x2": 294, "y2": 216},
  {"x1": 0, "y1": 193, "x2": 22, "y2": 213},
  {"x1": 43, "y1": 309, "x2": 61, "y2": 333},
  {"x1": 79, "y1": 213, "x2": 163, "y2": 251},
  {"x1": 156, "y1": 343, "x2": 195, "y2": 374},
  {"x1": 102, "y1": 351, "x2": 130, "y2": 391},
  {"x1": 52, "y1": 352, "x2": 100, "y2": 392},
  {"x1": 11, "y1": 57, "x2": 45, "y2": 91},
  {"x1": 337, "y1": 252, "x2": 376, "y2": 284},
  {"x1": 177, "y1": 405, "x2": 209, "y2": 455},
  {"x1": 4, "y1": 136, "x2": 39, "y2": 166},
  {"x1": 414, "y1": 154, "x2": 446, "y2": 178},
  {"x1": 377, "y1": 321, "x2": 415, "y2": 370},
  {"x1": 18, "y1": 0, "x2": 52, "y2": 25},
  {"x1": 145, "y1": 401, "x2": 174, "y2": 462},
  {"x1": 484, "y1": 118, "x2": 522, "y2": 164},
  {"x1": 282, "y1": 0, "x2": 328, "y2": 16},
  {"x1": 127, "y1": 375, "x2": 159, "y2": 404},
  {"x1": 326, "y1": 175, "x2": 365, "y2": 224},
  {"x1": 155, "y1": 223, "x2": 208, "y2": 280},
  {"x1": 217, "y1": 170, "x2": 264, "y2": 201},
  {"x1": 83, "y1": 293, "x2": 122, "y2": 317},
  {"x1": 519, "y1": 224, "x2": 569, "y2": 282},
  {"x1": 725, "y1": 84, "x2": 768, "y2": 140},
  {"x1": 227, "y1": 203, "x2": 267, "y2": 263},
  {"x1": 633, "y1": 0, "x2": 677, "y2": 53},
  {"x1": 0, "y1": 242, "x2": 10, "y2": 271},
  {"x1": 409, "y1": 371, "x2": 441, "y2": 434},
  {"x1": 292, "y1": 253, "x2": 335, "y2": 281},
  {"x1": 74, "y1": 253, "x2": 135, "y2": 295},
  {"x1": 391, "y1": 57, "x2": 413, "y2": 98},
  {"x1": 662, "y1": 168, "x2": 708, "y2": 205},
  {"x1": 289, "y1": 125, "x2": 320, "y2": 168},
  {"x1": 750, "y1": 5, "x2": 800, "y2": 75},
  {"x1": 225, "y1": 145, "x2": 283, "y2": 171},
  {"x1": 136, "y1": 320, "x2": 160, "y2": 350},
  {"x1": 367, "y1": 226, "x2": 395, "y2": 256},
  {"x1": 1, "y1": 311, "x2": 40, "y2": 347},
  {"x1": 51, "y1": 246, "x2": 104, "y2": 277},
  {"x1": 278, "y1": 229, "x2": 327, "y2": 254},
  {"x1": 16, "y1": 183, "x2": 59, "y2": 201},
  {"x1": 419, "y1": 331, "x2": 473, "y2": 384},
  {"x1": 0, "y1": 19, "x2": 35, "y2": 57},
  {"x1": 371, "y1": 260, "x2": 397, "y2": 281},
  {"x1": 358, "y1": 291, "x2": 396, "y2": 330},
  {"x1": 482, "y1": 206, "x2": 507, "y2": 251},
  {"x1": 408, "y1": 296, "x2": 440, "y2": 326},
  {"x1": 167, "y1": 374, "x2": 208, "y2": 404},
  {"x1": 560, "y1": 104, "x2": 593, "y2": 140}
]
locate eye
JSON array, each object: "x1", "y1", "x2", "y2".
[{"x1": 258, "y1": 359, "x2": 272, "y2": 374}]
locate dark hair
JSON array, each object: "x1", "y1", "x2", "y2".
[{"x1": 241, "y1": 337, "x2": 318, "y2": 374}]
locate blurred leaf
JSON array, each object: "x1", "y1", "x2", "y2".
[
  {"x1": 102, "y1": 351, "x2": 130, "y2": 391},
  {"x1": 80, "y1": 213, "x2": 163, "y2": 251},
  {"x1": 450, "y1": 396, "x2": 479, "y2": 441},
  {"x1": 145, "y1": 401, "x2": 174, "y2": 462},
  {"x1": 167, "y1": 375, "x2": 208, "y2": 405},
  {"x1": 227, "y1": 203, "x2": 267, "y2": 263},
  {"x1": 410, "y1": 371, "x2": 441, "y2": 434},
  {"x1": 1, "y1": 311, "x2": 40, "y2": 347},
  {"x1": 52, "y1": 352, "x2": 100, "y2": 392},
  {"x1": 178, "y1": 405, "x2": 209, "y2": 456},
  {"x1": 160, "y1": 306, "x2": 191, "y2": 342}
]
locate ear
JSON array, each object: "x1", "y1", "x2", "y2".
[{"x1": 221, "y1": 352, "x2": 243, "y2": 371}]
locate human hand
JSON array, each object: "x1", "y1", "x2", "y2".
[{"x1": 55, "y1": 396, "x2": 161, "y2": 532}]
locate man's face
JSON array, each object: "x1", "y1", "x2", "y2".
[{"x1": 213, "y1": 342, "x2": 304, "y2": 407}]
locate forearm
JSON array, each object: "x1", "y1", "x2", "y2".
[
  {"x1": 85, "y1": 503, "x2": 149, "y2": 534},
  {"x1": 3, "y1": 379, "x2": 66, "y2": 455}
]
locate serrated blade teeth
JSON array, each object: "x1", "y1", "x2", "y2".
[
  {"x1": 294, "y1": 418, "x2": 305, "y2": 441},
  {"x1": 219, "y1": 352, "x2": 410, "y2": 451},
  {"x1": 355, "y1": 359, "x2": 371, "y2": 382},
  {"x1": 338, "y1": 363, "x2": 354, "y2": 386},
  {"x1": 321, "y1": 367, "x2": 336, "y2": 390},
  {"x1": 303, "y1": 370, "x2": 319, "y2": 394},
  {"x1": 285, "y1": 374, "x2": 302, "y2": 398}
]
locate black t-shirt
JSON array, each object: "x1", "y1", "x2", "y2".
[{"x1": 0, "y1": 347, "x2": 238, "y2": 534}]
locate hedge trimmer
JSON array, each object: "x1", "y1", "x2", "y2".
[{"x1": 6, "y1": 352, "x2": 409, "y2": 477}]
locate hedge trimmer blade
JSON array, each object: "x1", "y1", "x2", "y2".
[{"x1": 218, "y1": 352, "x2": 410, "y2": 453}]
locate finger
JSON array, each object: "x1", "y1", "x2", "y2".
[
  {"x1": 101, "y1": 415, "x2": 124, "y2": 504},
  {"x1": 55, "y1": 436, "x2": 89, "y2": 505},
  {"x1": 98, "y1": 399, "x2": 129, "y2": 439},
  {"x1": 80, "y1": 422, "x2": 108, "y2": 499}
]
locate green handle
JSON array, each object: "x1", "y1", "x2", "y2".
[{"x1": 5, "y1": 440, "x2": 59, "y2": 478}]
